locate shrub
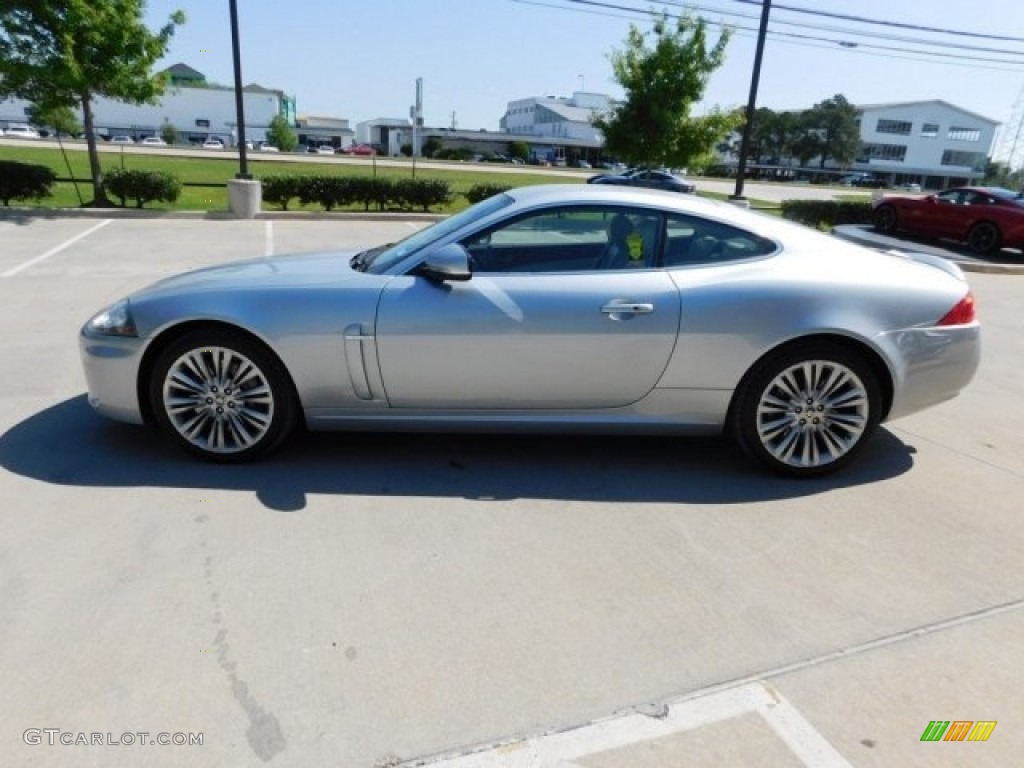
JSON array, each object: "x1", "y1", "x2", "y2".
[
  {"x1": 299, "y1": 175, "x2": 355, "y2": 211},
  {"x1": 780, "y1": 200, "x2": 873, "y2": 228},
  {"x1": 392, "y1": 178, "x2": 453, "y2": 211},
  {"x1": 262, "y1": 175, "x2": 304, "y2": 211},
  {"x1": 349, "y1": 177, "x2": 394, "y2": 211},
  {"x1": 0, "y1": 161, "x2": 57, "y2": 206},
  {"x1": 104, "y1": 168, "x2": 182, "y2": 208},
  {"x1": 465, "y1": 183, "x2": 513, "y2": 204}
]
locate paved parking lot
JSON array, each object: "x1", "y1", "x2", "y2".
[{"x1": 0, "y1": 213, "x2": 1021, "y2": 767}]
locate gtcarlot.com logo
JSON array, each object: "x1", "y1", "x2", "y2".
[{"x1": 23, "y1": 729, "x2": 203, "y2": 747}]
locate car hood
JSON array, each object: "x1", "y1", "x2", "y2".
[{"x1": 133, "y1": 249, "x2": 363, "y2": 299}]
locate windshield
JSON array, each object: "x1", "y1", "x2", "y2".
[
  {"x1": 359, "y1": 193, "x2": 515, "y2": 274},
  {"x1": 986, "y1": 187, "x2": 1024, "y2": 203}
]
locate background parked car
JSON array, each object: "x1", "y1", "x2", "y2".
[
  {"x1": 348, "y1": 143, "x2": 376, "y2": 156},
  {"x1": 872, "y1": 186, "x2": 1024, "y2": 255},
  {"x1": 140, "y1": 136, "x2": 167, "y2": 146},
  {"x1": 316, "y1": 144, "x2": 335, "y2": 155},
  {"x1": 257, "y1": 142, "x2": 279, "y2": 152},
  {"x1": 591, "y1": 168, "x2": 697, "y2": 194},
  {"x1": 838, "y1": 173, "x2": 886, "y2": 188},
  {"x1": 202, "y1": 138, "x2": 224, "y2": 150},
  {"x1": 4, "y1": 124, "x2": 40, "y2": 139},
  {"x1": 110, "y1": 135, "x2": 134, "y2": 144}
]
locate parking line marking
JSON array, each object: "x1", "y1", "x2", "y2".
[
  {"x1": 406, "y1": 683, "x2": 851, "y2": 768},
  {"x1": 265, "y1": 220, "x2": 274, "y2": 257},
  {"x1": 2, "y1": 219, "x2": 113, "y2": 277}
]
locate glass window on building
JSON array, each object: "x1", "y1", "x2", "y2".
[
  {"x1": 858, "y1": 143, "x2": 908, "y2": 162},
  {"x1": 947, "y1": 126, "x2": 981, "y2": 142},
  {"x1": 920, "y1": 123, "x2": 939, "y2": 138},
  {"x1": 876, "y1": 118, "x2": 912, "y2": 135},
  {"x1": 941, "y1": 150, "x2": 985, "y2": 169}
]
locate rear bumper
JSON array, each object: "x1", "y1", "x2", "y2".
[{"x1": 881, "y1": 322, "x2": 980, "y2": 421}]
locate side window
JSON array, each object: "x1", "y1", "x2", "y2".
[
  {"x1": 662, "y1": 213, "x2": 776, "y2": 266},
  {"x1": 461, "y1": 207, "x2": 661, "y2": 273},
  {"x1": 935, "y1": 190, "x2": 962, "y2": 205}
]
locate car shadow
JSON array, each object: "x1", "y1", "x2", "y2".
[{"x1": 1, "y1": 395, "x2": 915, "y2": 512}]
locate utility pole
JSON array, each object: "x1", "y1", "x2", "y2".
[
  {"x1": 731, "y1": 0, "x2": 772, "y2": 204},
  {"x1": 228, "y1": 0, "x2": 249, "y2": 179}
]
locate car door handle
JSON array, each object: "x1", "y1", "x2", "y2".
[{"x1": 601, "y1": 302, "x2": 654, "y2": 315}]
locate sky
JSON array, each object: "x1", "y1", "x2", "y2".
[{"x1": 143, "y1": 0, "x2": 1024, "y2": 160}]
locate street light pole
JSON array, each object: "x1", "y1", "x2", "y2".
[
  {"x1": 228, "y1": 0, "x2": 250, "y2": 179},
  {"x1": 731, "y1": 0, "x2": 772, "y2": 202}
]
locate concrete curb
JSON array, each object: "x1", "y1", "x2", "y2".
[
  {"x1": 833, "y1": 225, "x2": 1024, "y2": 275},
  {"x1": 0, "y1": 206, "x2": 446, "y2": 223}
]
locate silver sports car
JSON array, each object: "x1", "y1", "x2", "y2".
[{"x1": 79, "y1": 185, "x2": 980, "y2": 476}]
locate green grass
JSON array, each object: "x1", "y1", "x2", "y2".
[
  {"x1": 1, "y1": 144, "x2": 777, "y2": 214},
  {"x1": 0, "y1": 144, "x2": 571, "y2": 212}
]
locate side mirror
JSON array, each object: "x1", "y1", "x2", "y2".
[{"x1": 418, "y1": 243, "x2": 472, "y2": 282}]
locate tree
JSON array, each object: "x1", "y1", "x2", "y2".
[
  {"x1": 798, "y1": 94, "x2": 860, "y2": 169},
  {"x1": 593, "y1": 12, "x2": 740, "y2": 169},
  {"x1": 509, "y1": 140, "x2": 529, "y2": 162},
  {"x1": 0, "y1": 2, "x2": 185, "y2": 206},
  {"x1": 26, "y1": 104, "x2": 81, "y2": 137},
  {"x1": 160, "y1": 120, "x2": 179, "y2": 145},
  {"x1": 266, "y1": 114, "x2": 297, "y2": 152}
]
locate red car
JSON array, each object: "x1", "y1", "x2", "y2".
[
  {"x1": 872, "y1": 186, "x2": 1024, "y2": 255},
  {"x1": 348, "y1": 143, "x2": 376, "y2": 156}
]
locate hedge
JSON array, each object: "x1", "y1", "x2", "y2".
[
  {"x1": 465, "y1": 183, "x2": 513, "y2": 204},
  {"x1": 0, "y1": 160, "x2": 57, "y2": 206},
  {"x1": 780, "y1": 200, "x2": 873, "y2": 228},
  {"x1": 262, "y1": 175, "x2": 453, "y2": 212},
  {"x1": 262, "y1": 175, "x2": 304, "y2": 211},
  {"x1": 105, "y1": 168, "x2": 182, "y2": 208}
]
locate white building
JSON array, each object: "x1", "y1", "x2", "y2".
[
  {"x1": 0, "y1": 63, "x2": 296, "y2": 145},
  {"x1": 500, "y1": 91, "x2": 609, "y2": 143},
  {"x1": 851, "y1": 100, "x2": 998, "y2": 187}
]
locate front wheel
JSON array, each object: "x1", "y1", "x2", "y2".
[
  {"x1": 731, "y1": 343, "x2": 882, "y2": 477},
  {"x1": 873, "y1": 204, "x2": 897, "y2": 233},
  {"x1": 148, "y1": 329, "x2": 297, "y2": 461},
  {"x1": 966, "y1": 221, "x2": 1001, "y2": 255}
]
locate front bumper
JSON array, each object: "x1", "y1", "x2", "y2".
[{"x1": 79, "y1": 329, "x2": 148, "y2": 425}]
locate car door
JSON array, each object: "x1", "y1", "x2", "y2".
[
  {"x1": 375, "y1": 206, "x2": 681, "y2": 410},
  {"x1": 912, "y1": 189, "x2": 968, "y2": 237}
]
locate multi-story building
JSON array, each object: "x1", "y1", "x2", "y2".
[
  {"x1": 500, "y1": 91, "x2": 609, "y2": 142},
  {"x1": 852, "y1": 100, "x2": 998, "y2": 188}
]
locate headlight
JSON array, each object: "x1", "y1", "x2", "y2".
[{"x1": 86, "y1": 298, "x2": 137, "y2": 337}]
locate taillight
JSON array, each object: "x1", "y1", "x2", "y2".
[{"x1": 937, "y1": 291, "x2": 976, "y2": 326}]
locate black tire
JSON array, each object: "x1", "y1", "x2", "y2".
[
  {"x1": 966, "y1": 221, "x2": 1001, "y2": 255},
  {"x1": 873, "y1": 204, "x2": 897, "y2": 233},
  {"x1": 148, "y1": 328, "x2": 297, "y2": 462},
  {"x1": 731, "y1": 342, "x2": 882, "y2": 477}
]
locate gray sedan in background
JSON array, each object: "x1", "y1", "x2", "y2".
[
  {"x1": 80, "y1": 185, "x2": 979, "y2": 476},
  {"x1": 590, "y1": 168, "x2": 697, "y2": 193}
]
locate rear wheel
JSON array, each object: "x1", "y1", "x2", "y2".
[
  {"x1": 148, "y1": 329, "x2": 296, "y2": 461},
  {"x1": 731, "y1": 343, "x2": 882, "y2": 477},
  {"x1": 966, "y1": 221, "x2": 1001, "y2": 255},
  {"x1": 873, "y1": 205, "x2": 897, "y2": 233}
]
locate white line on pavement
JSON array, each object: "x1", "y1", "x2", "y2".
[
  {"x1": 2, "y1": 219, "x2": 113, "y2": 277},
  {"x1": 265, "y1": 220, "x2": 274, "y2": 257},
  {"x1": 408, "y1": 682, "x2": 851, "y2": 768}
]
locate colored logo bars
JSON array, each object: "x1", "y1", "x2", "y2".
[{"x1": 921, "y1": 721, "x2": 997, "y2": 742}]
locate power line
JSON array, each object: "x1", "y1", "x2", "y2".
[
  {"x1": 657, "y1": 0, "x2": 1024, "y2": 57},
  {"x1": 729, "y1": 0, "x2": 1024, "y2": 43},
  {"x1": 555, "y1": 0, "x2": 1024, "y2": 66}
]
